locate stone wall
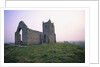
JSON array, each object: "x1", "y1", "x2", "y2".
[
  {"x1": 15, "y1": 21, "x2": 28, "y2": 45},
  {"x1": 15, "y1": 20, "x2": 56, "y2": 46},
  {"x1": 27, "y1": 28, "x2": 43, "y2": 45},
  {"x1": 49, "y1": 33, "x2": 56, "y2": 43},
  {"x1": 43, "y1": 19, "x2": 56, "y2": 43}
]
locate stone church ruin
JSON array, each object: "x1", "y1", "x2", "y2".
[{"x1": 15, "y1": 19, "x2": 56, "y2": 45}]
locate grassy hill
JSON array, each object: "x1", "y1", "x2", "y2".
[{"x1": 4, "y1": 43, "x2": 85, "y2": 63}]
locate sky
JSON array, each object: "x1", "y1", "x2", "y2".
[{"x1": 4, "y1": 10, "x2": 85, "y2": 43}]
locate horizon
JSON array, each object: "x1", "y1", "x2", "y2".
[{"x1": 4, "y1": 40, "x2": 85, "y2": 44}]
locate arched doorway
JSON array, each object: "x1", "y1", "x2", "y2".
[
  {"x1": 18, "y1": 28, "x2": 22, "y2": 45},
  {"x1": 43, "y1": 34, "x2": 46, "y2": 43},
  {"x1": 20, "y1": 29, "x2": 22, "y2": 42},
  {"x1": 15, "y1": 21, "x2": 28, "y2": 45}
]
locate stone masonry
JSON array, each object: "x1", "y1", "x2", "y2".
[{"x1": 15, "y1": 19, "x2": 56, "y2": 45}]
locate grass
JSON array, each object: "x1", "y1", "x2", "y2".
[{"x1": 4, "y1": 43, "x2": 85, "y2": 63}]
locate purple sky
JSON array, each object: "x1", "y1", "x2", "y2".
[{"x1": 4, "y1": 10, "x2": 85, "y2": 43}]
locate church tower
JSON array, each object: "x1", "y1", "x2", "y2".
[
  {"x1": 43, "y1": 19, "x2": 55, "y2": 34},
  {"x1": 43, "y1": 19, "x2": 56, "y2": 43}
]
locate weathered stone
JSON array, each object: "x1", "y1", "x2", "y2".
[{"x1": 15, "y1": 19, "x2": 56, "y2": 45}]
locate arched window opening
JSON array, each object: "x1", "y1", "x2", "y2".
[{"x1": 45, "y1": 25, "x2": 48, "y2": 28}]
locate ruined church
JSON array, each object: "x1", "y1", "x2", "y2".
[{"x1": 15, "y1": 19, "x2": 56, "y2": 45}]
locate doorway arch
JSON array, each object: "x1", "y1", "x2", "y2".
[{"x1": 15, "y1": 21, "x2": 27, "y2": 45}]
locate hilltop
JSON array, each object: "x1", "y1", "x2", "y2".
[{"x1": 4, "y1": 43, "x2": 85, "y2": 63}]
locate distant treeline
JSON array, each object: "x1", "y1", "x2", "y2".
[{"x1": 64, "y1": 41, "x2": 85, "y2": 47}]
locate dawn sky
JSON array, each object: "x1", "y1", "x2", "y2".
[{"x1": 4, "y1": 10, "x2": 85, "y2": 43}]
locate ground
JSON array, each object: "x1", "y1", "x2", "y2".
[{"x1": 4, "y1": 43, "x2": 85, "y2": 63}]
